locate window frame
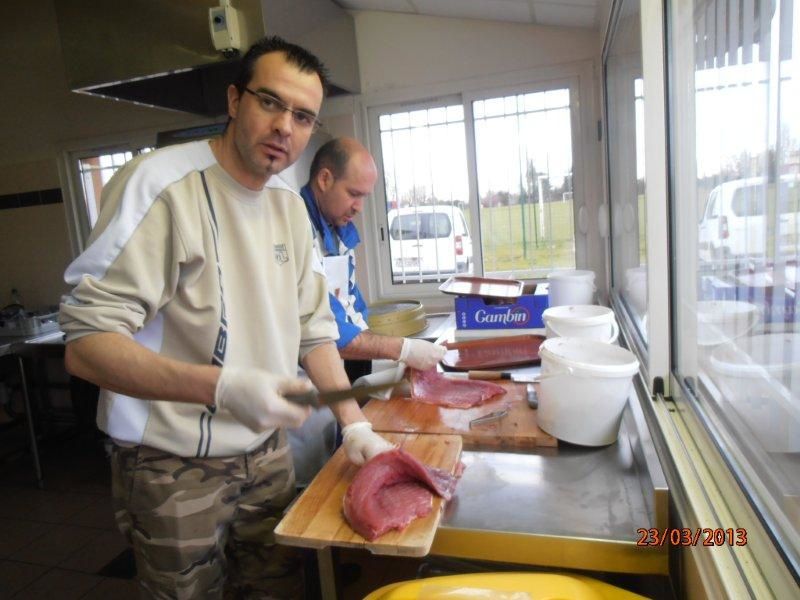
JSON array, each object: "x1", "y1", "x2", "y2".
[
  {"x1": 56, "y1": 120, "x2": 216, "y2": 257},
  {"x1": 58, "y1": 133, "x2": 156, "y2": 257},
  {"x1": 662, "y1": 0, "x2": 800, "y2": 581},
  {"x1": 603, "y1": 0, "x2": 672, "y2": 396},
  {"x1": 366, "y1": 93, "x2": 467, "y2": 299},
  {"x1": 605, "y1": 0, "x2": 800, "y2": 592},
  {"x1": 464, "y1": 77, "x2": 586, "y2": 280},
  {"x1": 363, "y1": 65, "x2": 597, "y2": 304}
]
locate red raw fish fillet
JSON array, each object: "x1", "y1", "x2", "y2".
[
  {"x1": 343, "y1": 449, "x2": 459, "y2": 541},
  {"x1": 409, "y1": 367, "x2": 506, "y2": 408}
]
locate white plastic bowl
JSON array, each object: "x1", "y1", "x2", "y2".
[
  {"x1": 697, "y1": 300, "x2": 760, "y2": 346},
  {"x1": 710, "y1": 333, "x2": 800, "y2": 452},
  {"x1": 542, "y1": 304, "x2": 619, "y2": 344},
  {"x1": 547, "y1": 270, "x2": 596, "y2": 307},
  {"x1": 537, "y1": 338, "x2": 640, "y2": 446}
]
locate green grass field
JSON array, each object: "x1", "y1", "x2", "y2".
[{"x1": 466, "y1": 201, "x2": 576, "y2": 276}]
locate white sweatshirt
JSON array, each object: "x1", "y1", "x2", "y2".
[{"x1": 60, "y1": 140, "x2": 338, "y2": 457}]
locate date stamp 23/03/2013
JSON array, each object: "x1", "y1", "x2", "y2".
[{"x1": 636, "y1": 528, "x2": 748, "y2": 547}]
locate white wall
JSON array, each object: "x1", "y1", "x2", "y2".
[{"x1": 353, "y1": 11, "x2": 599, "y2": 96}]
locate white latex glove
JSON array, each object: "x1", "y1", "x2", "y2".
[
  {"x1": 398, "y1": 337, "x2": 447, "y2": 370},
  {"x1": 341, "y1": 421, "x2": 395, "y2": 465},
  {"x1": 214, "y1": 367, "x2": 312, "y2": 432}
]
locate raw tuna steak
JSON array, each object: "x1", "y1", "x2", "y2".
[
  {"x1": 343, "y1": 449, "x2": 459, "y2": 541},
  {"x1": 410, "y1": 367, "x2": 506, "y2": 408}
]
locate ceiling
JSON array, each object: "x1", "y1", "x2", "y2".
[{"x1": 334, "y1": 0, "x2": 602, "y2": 29}]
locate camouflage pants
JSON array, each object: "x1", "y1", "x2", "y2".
[{"x1": 110, "y1": 430, "x2": 304, "y2": 599}]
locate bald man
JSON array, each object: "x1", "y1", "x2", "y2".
[{"x1": 300, "y1": 137, "x2": 445, "y2": 382}]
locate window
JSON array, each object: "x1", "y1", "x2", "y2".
[
  {"x1": 730, "y1": 184, "x2": 766, "y2": 217},
  {"x1": 703, "y1": 188, "x2": 718, "y2": 220},
  {"x1": 370, "y1": 81, "x2": 583, "y2": 290},
  {"x1": 474, "y1": 89, "x2": 576, "y2": 278},
  {"x1": 668, "y1": 0, "x2": 800, "y2": 573},
  {"x1": 376, "y1": 102, "x2": 472, "y2": 284},
  {"x1": 77, "y1": 147, "x2": 152, "y2": 228},
  {"x1": 605, "y1": 0, "x2": 648, "y2": 339},
  {"x1": 61, "y1": 142, "x2": 156, "y2": 257}
]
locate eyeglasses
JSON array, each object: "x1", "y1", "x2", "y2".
[{"x1": 243, "y1": 88, "x2": 322, "y2": 132}]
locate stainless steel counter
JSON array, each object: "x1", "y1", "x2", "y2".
[
  {"x1": 0, "y1": 334, "x2": 30, "y2": 357},
  {"x1": 444, "y1": 430, "x2": 645, "y2": 538},
  {"x1": 432, "y1": 413, "x2": 667, "y2": 574},
  {"x1": 0, "y1": 330, "x2": 64, "y2": 357},
  {"x1": 0, "y1": 330, "x2": 65, "y2": 488},
  {"x1": 427, "y1": 326, "x2": 669, "y2": 574},
  {"x1": 413, "y1": 312, "x2": 456, "y2": 341}
]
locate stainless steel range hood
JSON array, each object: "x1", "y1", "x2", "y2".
[{"x1": 54, "y1": 0, "x2": 360, "y2": 116}]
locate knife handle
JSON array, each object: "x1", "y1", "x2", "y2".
[{"x1": 468, "y1": 370, "x2": 509, "y2": 380}]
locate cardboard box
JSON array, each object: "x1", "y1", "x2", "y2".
[{"x1": 455, "y1": 285, "x2": 549, "y2": 330}]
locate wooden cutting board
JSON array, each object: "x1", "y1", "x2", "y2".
[
  {"x1": 275, "y1": 433, "x2": 462, "y2": 557},
  {"x1": 363, "y1": 382, "x2": 557, "y2": 449}
]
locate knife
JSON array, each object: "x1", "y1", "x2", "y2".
[
  {"x1": 284, "y1": 381, "x2": 400, "y2": 408},
  {"x1": 445, "y1": 370, "x2": 539, "y2": 383}
]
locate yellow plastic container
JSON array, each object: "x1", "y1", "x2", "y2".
[
  {"x1": 368, "y1": 300, "x2": 428, "y2": 336},
  {"x1": 364, "y1": 572, "x2": 649, "y2": 600}
]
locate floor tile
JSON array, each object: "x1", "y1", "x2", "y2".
[
  {"x1": 68, "y1": 496, "x2": 117, "y2": 531},
  {"x1": 0, "y1": 519, "x2": 52, "y2": 559},
  {"x1": 0, "y1": 488, "x2": 99, "y2": 524},
  {"x1": 78, "y1": 577, "x2": 139, "y2": 600},
  {"x1": 10, "y1": 524, "x2": 104, "y2": 567},
  {"x1": 95, "y1": 548, "x2": 135, "y2": 579},
  {"x1": 0, "y1": 560, "x2": 49, "y2": 598},
  {"x1": 37, "y1": 455, "x2": 110, "y2": 496},
  {"x1": 59, "y1": 530, "x2": 128, "y2": 574},
  {"x1": 12, "y1": 567, "x2": 102, "y2": 600}
]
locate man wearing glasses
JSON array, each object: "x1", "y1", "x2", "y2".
[
  {"x1": 59, "y1": 37, "x2": 392, "y2": 598},
  {"x1": 300, "y1": 137, "x2": 447, "y2": 383}
]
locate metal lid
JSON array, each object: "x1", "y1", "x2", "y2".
[{"x1": 438, "y1": 276, "x2": 524, "y2": 299}]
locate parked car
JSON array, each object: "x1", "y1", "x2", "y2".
[
  {"x1": 698, "y1": 175, "x2": 800, "y2": 262},
  {"x1": 387, "y1": 205, "x2": 473, "y2": 281}
]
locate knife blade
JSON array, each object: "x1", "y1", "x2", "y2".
[
  {"x1": 469, "y1": 409, "x2": 509, "y2": 428},
  {"x1": 284, "y1": 381, "x2": 400, "y2": 408},
  {"x1": 445, "y1": 370, "x2": 539, "y2": 383}
]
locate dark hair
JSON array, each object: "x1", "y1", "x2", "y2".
[
  {"x1": 310, "y1": 139, "x2": 350, "y2": 181},
  {"x1": 233, "y1": 36, "x2": 330, "y2": 94}
]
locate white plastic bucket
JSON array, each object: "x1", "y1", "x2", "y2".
[
  {"x1": 537, "y1": 337, "x2": 640, "y2": 446},
  {"x1": 542, "y1": 305, "x2": 619, "y2": 344},
  {"x1": 547, "y1": 270, "x2": 596, "y2": 306},
  {"x1": 696, "y1": 300, "x2": 759, "y2": 346},
  {"x1": 710, "y1": 333, "x2": 800, "y2": 452}
]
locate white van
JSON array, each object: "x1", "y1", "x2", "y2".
[
  {"x1": 387, "y1": 205, "x2": 473, "y2": 281},
  {"x1": 698, "y1": 175, "x2": 800, "y2": 262}
]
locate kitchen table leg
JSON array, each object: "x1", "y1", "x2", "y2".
[
  {"x1": 317, "y1": 546, "x2": 338, "y2": 600},
  {"x1": 17, "y1": 355, "x2": 43, "y2": 488}
]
